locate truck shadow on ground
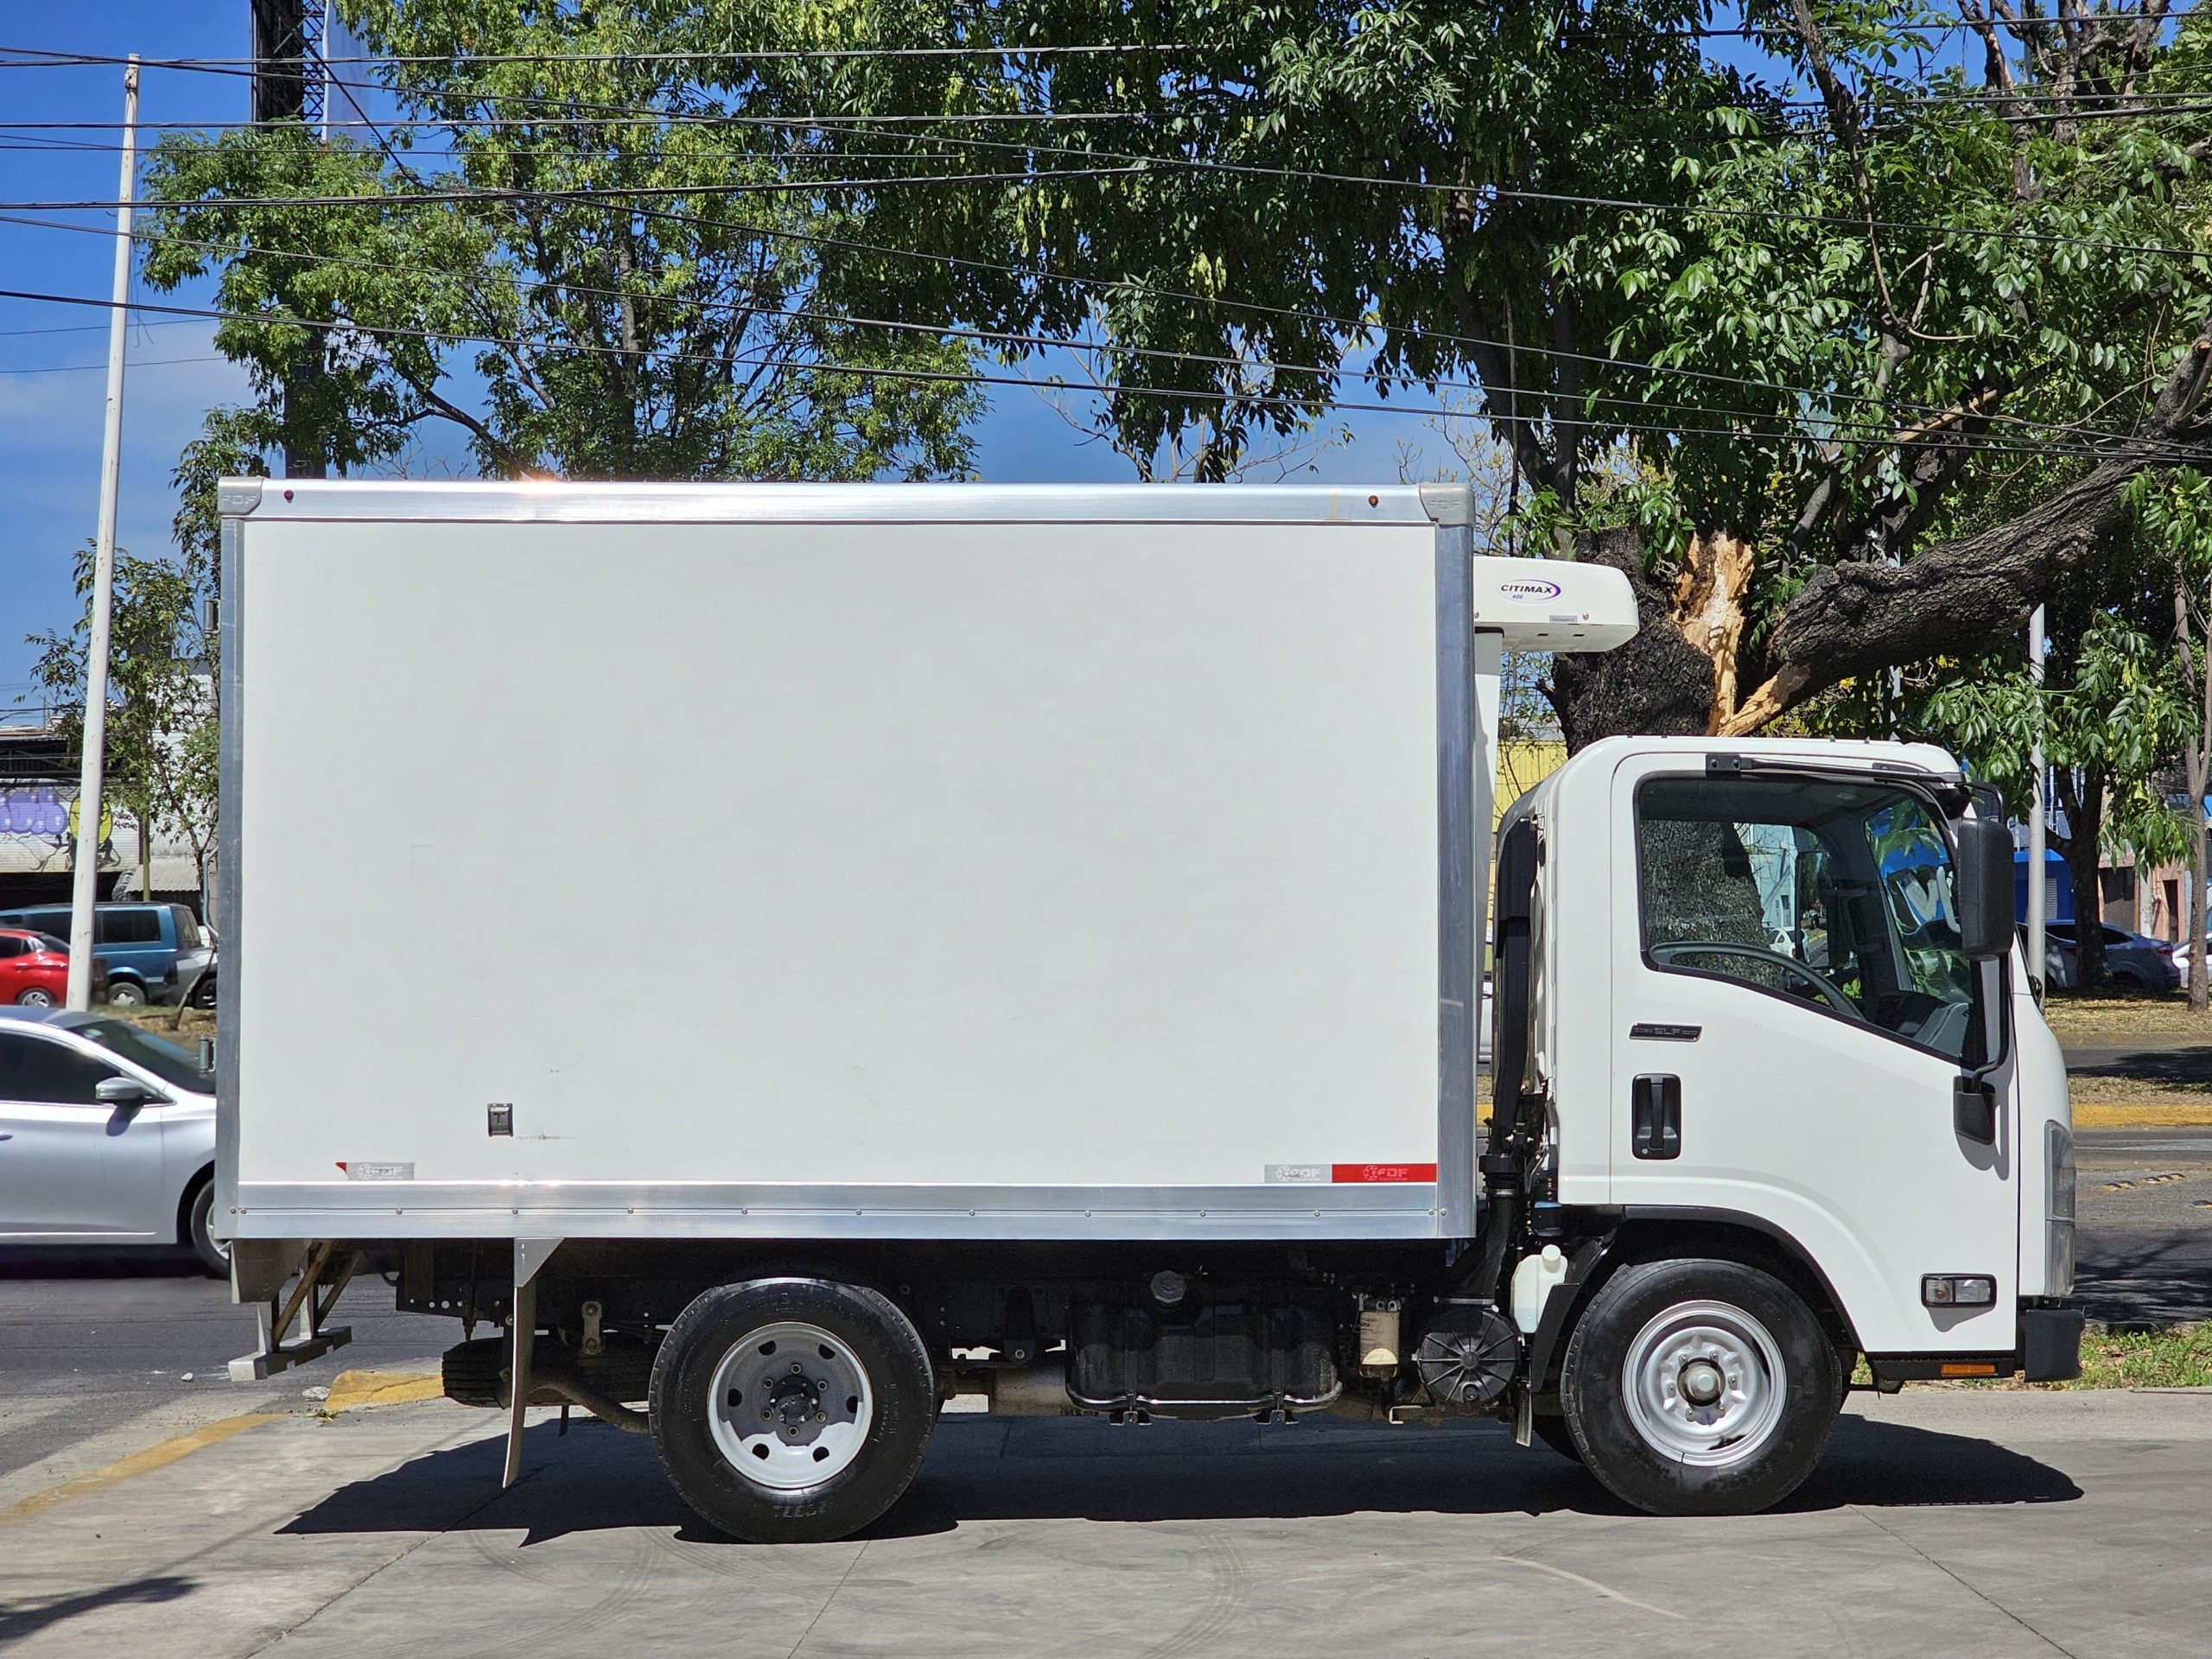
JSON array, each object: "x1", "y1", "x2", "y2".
[
  {"x1": 0, "y1": 1245, "x2": 211, "y2": 1281},
  {"x1": 277, "y1": 1412, "x2": 2078, "y2": 1548}
]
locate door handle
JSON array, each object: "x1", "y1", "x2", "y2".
[{"x1": 1632, "y1": 1074, "x2": 1681, "y2": 1160}]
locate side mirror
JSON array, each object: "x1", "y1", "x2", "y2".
[
  {"x1": 1954, "y1": 1074, "x2": 1998, "y2": 1145},
  {"x1": 1950, "y1": 814, "x2": 2016, "y2": 960},
  {"x1": 95, "y1": 1076, "x2": 156, "y2": 1109}
]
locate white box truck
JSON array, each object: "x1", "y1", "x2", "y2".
[{"x1": 215, "y1": 478, "x2": 2079, "y2": 1541}]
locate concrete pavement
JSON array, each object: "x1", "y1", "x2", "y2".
[{"x1": 1, "y1": 1388, "x2": 2207, "y2": 1658}]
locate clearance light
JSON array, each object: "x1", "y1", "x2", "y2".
[
  {"x1": 1922, "y1": 1274, "x2": 1997, "y2": 1307},
  {"x1": 1939, "y1": 1363, "x2": 1999, "y2": 1377}
]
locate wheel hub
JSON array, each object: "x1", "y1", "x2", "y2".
[
  {"x1": 708, "y1": 1321, "x2": 875, "y2": 1491},
  {"x1": 1678, "y1": 1358, "x2": 1726, "y2": 1407},
  {"x1": 1620, "y1": 1300, "x2": 1788, "y2": 1469},
  {"x1": 769, "y1": 1371, "x2": 826, "y2": 1434}
]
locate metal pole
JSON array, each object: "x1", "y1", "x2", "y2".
[
  {"x1": 2025, "y1": 605, "x2": 2048, "y2": 991},
  {"x1": 67, "y1": 56, "x2": 138, "y2": 1011}
]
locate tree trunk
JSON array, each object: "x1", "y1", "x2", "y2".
[
  {"x1": 1551, "y1": 527, "x2": 1728, "y2": 750},
  {"x1": 2193, "y1": 812, "x2": 2208, "y2": 1014},
  {"x1": 1552, "y1": 332, "x2": 2212, "y2": 747}
]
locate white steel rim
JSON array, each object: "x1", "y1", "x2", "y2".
[
  {"x1": 708, "y1": 1321, "x2": 874, "y2": 1491},
  {"x1": 1621, "y1": 1300, "x2": 1787, "y2": 1468}
]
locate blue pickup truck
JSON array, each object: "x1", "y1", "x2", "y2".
[{"x1": 0, "y1": 902, "x2": 213, "y2": 1007}]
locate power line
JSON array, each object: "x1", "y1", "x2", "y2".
[
  {"x1": 0, "y1": 353, "x2": 223, "y2": 375},
  {"x1": 7, "y1": 202, "x2": 2174, "y2": 455},
  {"x1": 41, "y1": 136, "x2": 2202, "y2": 454},
  {"x1": 0, "y1": 14, "x2": 2194, "y2": 65},
  {"x1": 0, "y1": 281, "x2": 2188, "y2": 465},
  {"x1": 13, "y1": 161, "x2": 2207, "y2": 272},
  {"x1": 0, "y1": 208, "x2": 2078, "y2": 448},
  {"x1": 0, "y1": 42, "x2": 1214, "y2": 68}
]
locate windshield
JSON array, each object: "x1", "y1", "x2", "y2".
[{"x1": 73, "y1": 1019, "x2": 211, "y2": 1092}]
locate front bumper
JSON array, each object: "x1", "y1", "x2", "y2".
[{"x1": 1864, "y1": 1305, "x2": 2084, "y2": 1387}]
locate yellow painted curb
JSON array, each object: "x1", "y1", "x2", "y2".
[
  {"x1": 0, "y1": 1413, "x2": 284, "y2": 1528},
  {"x1": 324, "y1": 1370, "x2": 446, "y2": 1412},
  {"x1": 2074, "y1": 1101, "x2": 2212, "y2": 1128}
]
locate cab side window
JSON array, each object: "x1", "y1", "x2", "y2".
[
  {"x1": 1637, "y1": 773, "x2": 1977, "y2": 1062},
  {"x1": 0, "y1": 1033, "x2": 120, "y2": 1104}
]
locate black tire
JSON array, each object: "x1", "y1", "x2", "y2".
[
  {"x1": 104, "y1": 980, "x2": 148, "y2": 1008},
  {"x1": 1559, "y1": 1256, "x2": 1840, "y2": 1516},
  {"x1": 14, "y1": 988, "x2": 54, "y2": 1008},
  {"x1": 1529, "y1": 1411, "x2": 1584, "y2": 1465},
  {"x1": 184, "y1": 1178, "x2": 229, "y2": 1277},
  {"x1": 650, "y1": 1277, "x2": 935, "y2": 1543}
]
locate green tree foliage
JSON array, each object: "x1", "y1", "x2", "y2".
[
  {"x1": 707, "y1": 0, "x2": 1719, "y2": 484},
  {"x1": 1920, "y1": 609, "x2": 2193, "y2": 984},
  {"x1": 710, "y1": 0, "x2": 2212, "y2": 741},
  {"x1": 138, "y1": 0, "x2": 983, "y2": 483},
  {"x1": 28, "y1": 547, "x2": 219, "y2": 904}
]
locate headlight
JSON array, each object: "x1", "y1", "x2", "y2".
[{"x1": 2046, "y1": 1122, "x2": 2075, "y2": 1296}]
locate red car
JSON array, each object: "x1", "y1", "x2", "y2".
[{"x1": 0, "y1": 928, "x2": 73, "y2": 1007}]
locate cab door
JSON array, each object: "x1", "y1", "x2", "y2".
[{"x1": 1606, "y1": 758, "x2": 2017, "y2": 1357}]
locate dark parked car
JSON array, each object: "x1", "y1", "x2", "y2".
[{"x1": 2047, "y1": 922, "x2": 2179, "y2": 991}]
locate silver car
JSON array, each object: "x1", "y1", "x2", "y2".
[{"x1": 0, "y1": 1007, "x2": 223, "y2": 1274}]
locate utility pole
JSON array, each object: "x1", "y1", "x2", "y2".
[
  {"x1": 250, "y1": 0, "x2": 327, "y2": 478},
  {"x1": 2026, "y1": 605, "x2": 2048, "y2": 994},
  {"x1": 67, "y1": 56, "x2": 140, "y2": 1010}
]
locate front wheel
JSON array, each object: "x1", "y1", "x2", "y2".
[
  {"x1": 14, "y1": 988, "x2": 54, "y2": 1008},
  {"x1": 650, "y1": 1277, "x2": 935, "y2": 1543},
  {"x1": 1559, "y1": 1257, "x2": 1840, "y2": 1516},
  {"x1": 104, "y1": 980, "x2": 148, "y2": 1008}
]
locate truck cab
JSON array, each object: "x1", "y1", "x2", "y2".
[{"x1": 1506, "y1": 738, "x2": 2075, "y2": 1399}]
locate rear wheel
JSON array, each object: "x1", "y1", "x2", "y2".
[
  {"x1": 1560, "y1": 1257, "x2": 1839, "y2": 1516},
  {"x1": 14, "y1": 988, "x2": 54, "y2": 1008},
  {"x1": 184, "y1": 1179, "x2": 229, "y2": 1277},
  {"x1": 104, "y1": 980, "x2": 148, "y2": 1008},
  {"x1": 650, "y1": 1277, "x2": 935, "y2": 1543}
]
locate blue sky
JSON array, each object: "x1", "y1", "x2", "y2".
[{"x1": 0, "y1": 7, "x2": 1457, "y2": 700}]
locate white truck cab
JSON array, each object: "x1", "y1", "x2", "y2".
[
  {"x1": 1508, "y1": 740, "x2": 2075, "y2": 1388},
  {"x1": 214, "y1": 480, "x2": 2078, "y2": 1541}
]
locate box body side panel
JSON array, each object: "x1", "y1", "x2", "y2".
[{"x1": 231, "y1": 514, "x2": 1445, "y2": 1236}]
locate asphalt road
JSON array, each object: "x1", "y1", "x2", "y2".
[
  {"x1": 0, "y1": 1245, "x2": 453, "y2": 1480},
  {"x1": 2072, "y1": 1122, "x2": 2212, "y2": 1326}
]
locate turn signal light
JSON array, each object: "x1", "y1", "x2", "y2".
[{"x1": 1922, "y1": 1274, "x2": 1997, "y2": 1307}]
